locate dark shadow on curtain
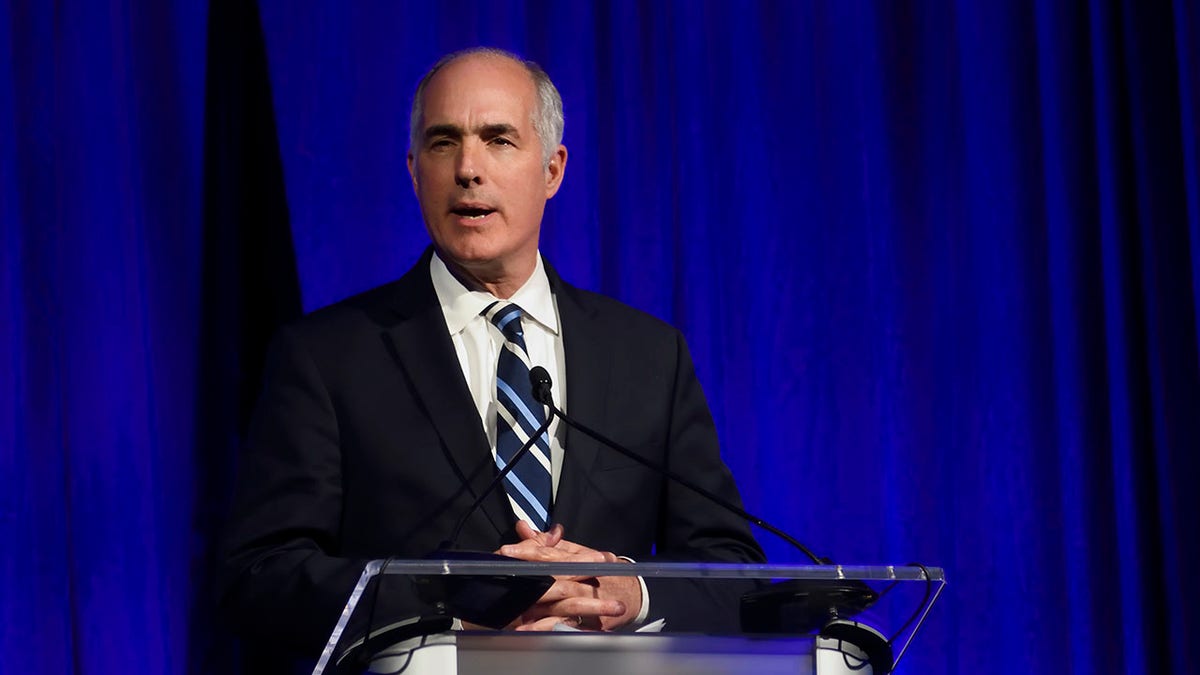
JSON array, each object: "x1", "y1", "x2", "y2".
[
  {"x1": 191, "y1": 0, "x2": 303, "y2": 672},
  {"x1": 1119, "y1": 1, "x2": 1200, "y2": 669}
]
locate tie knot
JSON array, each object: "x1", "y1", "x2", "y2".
[{"x1": 484, "y1": 301, "x2": 526, "y2": 344}]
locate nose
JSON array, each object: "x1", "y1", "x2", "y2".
[{"x1": 454, "y1": 140, "x2": 483, "y2": 188}]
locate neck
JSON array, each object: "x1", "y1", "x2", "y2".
[{"x1": 439, "y1": 251, "x2": 536, "y2": 299}]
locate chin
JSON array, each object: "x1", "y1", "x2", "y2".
[{"x1": 435, "y1": 240, "x2": 505, "y2": 269}]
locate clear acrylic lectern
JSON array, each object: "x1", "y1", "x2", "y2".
[{"x1": 313, "y1": 560, "x2": 945, "y2": 675}]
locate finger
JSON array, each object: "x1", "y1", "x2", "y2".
[
  {"x1": 511, "y1": 521, "x2": 568, "y2": 549},
  {"x1": 498, "y1": 540, "x2": 567, "y2": 560},
  {"x1": 514, "y1": 615, "x2": 576, "y2": 632},
  {"x1": 499, "y1": 535, "x2": 585, "y2": 560},
  {"x1": 514, "y1": 520, "x2": 548, "y2": 544},
  {"x1": 500, "y1": 540, "x2": 612, "y2": 563},
  {"x1": 543, "y1": 523, "x2": 564, "y2": 547},
  {"x1": 531, "y1": 579, "x2": 602, "y2": 603},
  {"x1": 595, "y1": 574, "x2": 641, "y2": 631},
  {"x1": 523, "y1": 596, "x2": 627, "y2": 622},
  {"x1": 547, "y1": 538, "x2": 620, "y2": 563},
  {"x1": 496, "y1": 538, "x2": 543, "y2": 558},
  {"x1": 514, "y1": 520, "x2": 537, "y2": 541}
]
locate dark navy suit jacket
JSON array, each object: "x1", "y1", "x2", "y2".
[{"x1": 219, "y1": 248, "x2": 764, "y2": 655}]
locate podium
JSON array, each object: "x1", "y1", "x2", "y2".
[{"x1": 313, "y1": 560, "x2": 945, "y2": 675}]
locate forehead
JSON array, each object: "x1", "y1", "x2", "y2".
[{"x1": 419, "y1": 55, "x2": 537, "y2": 129}]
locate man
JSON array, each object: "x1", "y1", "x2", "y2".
[{"x1": 220, "y1": 47, "x2": 764, "y2": 657}]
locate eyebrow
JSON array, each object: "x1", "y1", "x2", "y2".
[{"x1": 422, "y1": 122, "x2": 521, "y2": 142}]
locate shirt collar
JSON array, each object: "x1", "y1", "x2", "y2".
[{"x1": 430, "y1": 251, "x2": 560, "y2": 336}]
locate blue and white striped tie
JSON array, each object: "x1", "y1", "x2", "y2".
[{"x1": 485, "y1": 301, "x2": 552, "y2": 530}]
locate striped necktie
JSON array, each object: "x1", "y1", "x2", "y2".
[{"x1": 485, "y1": 301, "x2": 552, "y2": 530}]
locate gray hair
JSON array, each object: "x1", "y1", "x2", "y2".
[{"x1": 409, "y1": 47, "x2": 565, "y2": 166}]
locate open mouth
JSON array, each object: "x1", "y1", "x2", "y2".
[{"x1": 451, "y1": 206, "x2": 496, "y2": 220}]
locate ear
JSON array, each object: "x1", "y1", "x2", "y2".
[
  {"x1": 407, "y1": 151, "x2": 418, "y2": 193},
  {"x1": 543, "y1": 144, "x2": 568, "y2": 198}
]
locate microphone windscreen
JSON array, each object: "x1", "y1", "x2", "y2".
[{"x1": 529, "y1": 366, "x2": 553, "y2": 404}]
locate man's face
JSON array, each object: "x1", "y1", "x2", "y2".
[{"x1": 407, "y1": 54, "x2": 567, "y2": 283}]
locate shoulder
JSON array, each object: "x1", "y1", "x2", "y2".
[
  {"x1": 550, "y1": 273, "x2": 690, "y2": 370},
  {"x1": 564, "y1": 284, "x2": 679, "y2": 336},
  {"x1": 542, "y1": 255, "x2": 674, "y2": 332},
  {"x1": 272, "y1": 256, "x2": 434, "y2": 355}
]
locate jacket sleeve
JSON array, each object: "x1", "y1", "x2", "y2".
[
  {"x1": 217, "y1": 325, "x2": 434, "y2": 656},
  {"x1": 642, "y1": 331, "x2": 767, "y2": 633}
]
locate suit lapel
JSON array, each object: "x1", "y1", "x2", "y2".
[
  {"x1": 547, "y1": 266, "x2": 612, "y2": 528},
  {"x1": 380, "y1": 250, "x2": 515, "y2": 543}
]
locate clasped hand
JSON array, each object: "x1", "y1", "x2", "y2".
[{"x1": 493, "y1": 521, "x2": 641, "y2": 631}]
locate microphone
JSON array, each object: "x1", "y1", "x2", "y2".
[{"x1": 528, "y1": 366, "x2": 889, "y2": 669}]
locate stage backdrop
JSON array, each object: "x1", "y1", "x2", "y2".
[{"x1": 3, "y1": 1, "x2": 1198, "y2": 673}]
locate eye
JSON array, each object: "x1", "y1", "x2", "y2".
[{"x1": 491, "y1": 137, "x2": 515, "y2": 147}]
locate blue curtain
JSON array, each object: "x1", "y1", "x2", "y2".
[
  {"x1": 3, "y1": 1, "x2": 1198, "y2": 673},
  {"x1": 2, "y1": 1, "x2": 213, "y2": 672}
]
